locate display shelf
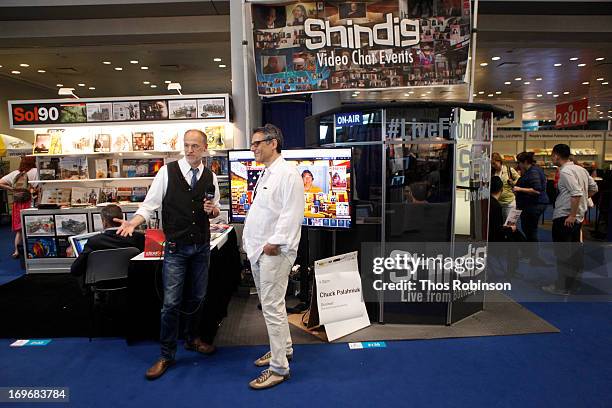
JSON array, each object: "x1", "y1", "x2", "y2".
[
  {"x1": 30, "y1": 177, "x2": 154, "y2": 184},
  {"x1": 33, "y1": 150, "x2": 182, "y2": 158}
]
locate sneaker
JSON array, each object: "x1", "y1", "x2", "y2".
[
  {"x1": 249, "y1": 369, "x2": 290, "y2": 390},
  {"x1": 254, "y1": 350, "x2": 293, "y2": 367},
  {"x1": 542, "y1": 284, "x2": 570, "y2": 296}
]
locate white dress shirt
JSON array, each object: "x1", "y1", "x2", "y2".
[
  {"x1": 242, "y1": 156, "x2": 305, "y2": 265},
  {"x1": 135, "y1": 157, "x2": 220, "y2": 223}
]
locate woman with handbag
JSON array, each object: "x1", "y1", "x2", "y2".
[
  {"x1": 491, "y1": 152, "x2": 520, "y2": 221},
  {"x1": 0, "y1": 156, "x2": 37, "y2": 258}
]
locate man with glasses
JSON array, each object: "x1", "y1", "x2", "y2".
[
  {"x1": 116, "y1": 129, "x2": 221, "y2": 380},
  {"x1": 243, "y1": 124, "x2": 305, "y2": 389}
]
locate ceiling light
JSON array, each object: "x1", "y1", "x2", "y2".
[
  {"x1": 58, "y1": 87, "x2": 77, "y2": 98},
  {"x1": 143, "y1": 81, "x2": 150, "y2": 85},
  {"x1": 88, "y1": 87, "x2": 95, "y2": 90},
  {"x1": 480, "y1": 62, "x2": 488, "y2": 67},
  {"x1": 405, "y1": 93, "x2": 410, "y2": 97},
  {"x1": 77, "y1": 83, "x2": 85, "y2": 87},
  {"x1": 588, "y1": 106, "x2": 591, "y2": 108},
  {"x1": 472, "y1": 93, "x2": 476, "y2": 97},
  {"x1": 167, "y1": 82, "x2": 182, "y2": 94},
  {"x1": 554, "y1": 63, "x2": 562, "y2": 67},
  {"x1": 536, "y1": 77, "x2": 542, "y2": 81},
  {"x1": 491, "y1": 56, "x2": 501, "y2": 61},
  {"x1": 37, "y1": 69, "x2": 46, "y2": 73},
  {"x1": 478, "y1": 91, "x2": 484, "y2": 94},
  {"x1": 56, "y1": 83, "x2": 63, "y2": 87},
  {"x1": 569, "y1": 57, "x2": 579, "y2": 61},
  {"x1": 603, "y1": 82, "x2": 609, "y2": 85},
  {"x1": 11, "y1": 70, "x2": 20, "y2": 74},
  {"x1": 164, "y1": 80, "x2": 171, "y2": 84},
  {"x1": 514, "y1": 77, "x2": 522, "y2": 81},
  {"x1": 595, "y1": 104, "x2": 600, "y2": 107},
  {"x1": 102, "y1": 61, "x2": 111, "y2": 65},
  {"x1": 19, "y1": 63, "x2": 29, "y2": 67},
  {"x1": 426, "y1": 91, "x2": 431, "y2": 94},
  {"x1": 563, "y1": 91, "x2": 570, "y2": 94},
  {"x1": 537, "y1": 94, "x2": 543, "y2": 97},
  {"x1": 213, "y1": 58, "x2": 222, "y2": 62},
  {"x1": 130, "y1": 60, "x2": 139, "y2": 64},
  {"x1": 219, "y1": 64, "x2": 227, "y2": 68},
  {"x1": 150, "y1": 84, "x2": 157, "y2": 88},
  {"x1": 524, "y1": 81, "x2": 531, "y2": 85},
  {"x1": 114, "y1": 67, "x2": 123, "y2": 71},
  {"x1": 487, "y1": 94, "x2": 493, "y2": 97},
  {"x1": 597, "y1": 78, "x2": 604, "y2": 81},
  {"x1": 354, "y1": 91, "x2": 361, "y2": 94},
  {"x1": 595, "y1": 57, "x2": 605, "y2": 61},
  {"x1": 546, "y1": 91, "x2": 553, "y2": 94},
  {"x1": 495, "y1": 91, "x2": 501, "y2": 94},
  {"x1": 582, "y1": 81, "x2": 590, "y2": 85},
  {"x1": 553, "y1": 94, "x2": 559, "y2": 98},
  {"x1": 420, "y1": 94, "x2": 427, "y2": 97},
  {"x1": 504, "y1": 81, "x2": 511, "y2": 85},
  {"x1": 141, "y1": 66, "x2": 148, "y2": 70},
  {"x1": 577, "y1": 63, "x2": 586, "y2": 67}
]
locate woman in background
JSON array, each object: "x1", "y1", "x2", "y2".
[
  {"x1": 513, "y1": 151, "x2": 549, "y2": 265},
  {"x1": 491, "y1": 152, "x2": 519, "y2": 221},
  {"x1": 0, "y1": 156, "x2": 37, "y2": 258}
]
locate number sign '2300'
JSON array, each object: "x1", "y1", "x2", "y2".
[
  {"x1": 555, "y1": 98, "x2": 588, "y2": 128},
  {"x1": 11, "y1": 104, "x2": 62, "y2": 125}
]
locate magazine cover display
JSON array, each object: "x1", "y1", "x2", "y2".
[
  {"x1": 60, "y1": 157, "x2": 88, "y2": 180},
  {"x1": 204, "y1": 125, "x2": 225, "y2": 149},
  {"x1": 27, "y1": 237, "x2": 57, "y2": 258},
  {"x1": 24, "y1": 215, "x2": 55, "y2": 236},
  {"x1": 168, "y1": 100, "x2": 198, "y2": 119},
  {"x1": 54, "y1": 213, "x2": 88, "y2": 236},
  {"x1": 87, "y1": 103, "x2": 112, "y2": 122},
  {"x1": 94, "y1": 134, "x2": 111, "y2": 152}
]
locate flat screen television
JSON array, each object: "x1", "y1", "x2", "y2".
[{"x1": 228, "y1": 147, "x2": 353, "y2": 228}]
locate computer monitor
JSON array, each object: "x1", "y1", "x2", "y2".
[
  {"x1": 228, "y1": 147, "x2": 353, "y2": 229},
  {"x1": 68, "y1": 231, "x2": 101, "y2": 256}
]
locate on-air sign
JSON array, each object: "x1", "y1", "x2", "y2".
[
  {"x1": 555, "y1": 98, "x2": 588, "y2": 128},
  {"x1": 335, "y1": 113, "x2": 362, "y2": 127}
]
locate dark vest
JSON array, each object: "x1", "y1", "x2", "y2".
[{"x1": 162, "y1": 161, "x2": 212, "y2": 245}]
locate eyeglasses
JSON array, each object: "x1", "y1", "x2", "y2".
[{"x1": 250, "y1": 137, "x2": 273, "y2": 148}]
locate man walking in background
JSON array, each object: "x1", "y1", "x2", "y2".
[{"x1": 242, "y1": 124, "x2": 305, "y2": 389}]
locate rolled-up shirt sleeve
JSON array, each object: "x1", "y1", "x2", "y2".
[
  {"x1": 211, "y1": 173, "x2": 221, "y2": 209},
  {"x1": 135, "y1": 166, "x2": 167, "y2": 223},
  {"x1": 267, "y1": 172, "x2": 305, "y2": 246}
]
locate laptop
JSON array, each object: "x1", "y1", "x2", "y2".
[{"x1": 68, "y1": 231, "x2": 101, "y2": 256}]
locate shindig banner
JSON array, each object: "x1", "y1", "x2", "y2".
[
  {"x1": 555, "y1": 98, "x2": 589, "y2": 128},
  {"x1": 252, "y1": 0, "x2": 471, "y2": 96}
]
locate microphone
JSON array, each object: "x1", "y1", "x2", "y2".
[{"x1": 205, "y1": 185, "x2": 216, "y2": 201}]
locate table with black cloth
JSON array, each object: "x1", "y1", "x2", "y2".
[{"x1": 126, "y1": 228, "x2": 242, "y2": 343}]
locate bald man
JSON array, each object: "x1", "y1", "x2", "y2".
[{"x1": 116, "y1": 129, "x2": 221, "y2": 380}]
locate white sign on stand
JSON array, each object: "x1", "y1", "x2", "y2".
[{"x1": 315, "y1": 251, "x2": 370, "y2": 341}]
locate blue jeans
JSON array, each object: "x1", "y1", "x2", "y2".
[{"x1": 160, "y1": 242, "x2": 210, "y2": 360}]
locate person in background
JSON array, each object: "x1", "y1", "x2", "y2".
[
  {"x1": 513, "y1": 151, "x2": 549, "y2": 266},
  {"x1": 542, "y1": 144, "x2": 598, "y2": 295},
  {"x1": 242, "y1": 124, "x2": 304, "y2": 390},
  {"x1": 489, "y1": 176, "x2": 520, "y2": 280},
  {"x1": 491, "y1": 152, "x2": 519, "y2": 221},
  {"x1": 0, "y1": 156, "x2": 37, "y2": 259},
  {"x1": 69, "y1": 204, "x2": 144, "y2": 279}
]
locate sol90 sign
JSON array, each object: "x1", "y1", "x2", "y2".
[
  {"x1": 11, "y1": 103, "x2": 62, "y2": 125},
  {"x1": 555, "y1": 98, "x2": 588, "y2": 128}
]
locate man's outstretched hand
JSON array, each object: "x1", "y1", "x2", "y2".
[{"x1": 114, "y1": 218, "x2": 136, "y2": 237}]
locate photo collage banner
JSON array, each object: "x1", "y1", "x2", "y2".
[{"x1": 252, "y1": 0, "x2": 471, "y2": 96}]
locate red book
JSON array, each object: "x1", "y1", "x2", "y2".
[{"x1": 144, "y1": 229, "x2": 165, "y2": 257}]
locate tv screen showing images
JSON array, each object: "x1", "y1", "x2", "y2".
[{"x1": 228, "y1": 148, "x2": 352, "y2": 228}]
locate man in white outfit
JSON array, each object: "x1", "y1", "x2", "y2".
[{"x1": 242, "y1": 124, "x2": 305, "y2": 390}]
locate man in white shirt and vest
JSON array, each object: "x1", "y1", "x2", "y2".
[
  {"x1": 116, "y1": 129, "x2": 221, "y2": 379},
  {"x1": 243, "y1": 124, "x2": 305, "y2": 389}
]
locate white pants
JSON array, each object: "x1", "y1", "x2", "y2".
[{"x1": 251, "y1": 253, "x2": 293, "y2": 376}]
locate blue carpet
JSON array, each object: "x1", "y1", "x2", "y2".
[
  {"x1": 1, "y1": 301, "x2": 611, "y2": 408},
  {"x1": 0, "y1": 225, "x2": 24, "y2": 285}
]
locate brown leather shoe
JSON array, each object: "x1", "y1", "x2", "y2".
[
  {"x1": 184, "y1": 338, "x2": 216, "y2": 355},
  {"x1": 145, "y1": 358, "x2": 175, "y2": 380}
]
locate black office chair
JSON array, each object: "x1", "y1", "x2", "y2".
[{"x1": 85, "y1": 247, "x2": 141, "y2": 341}]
